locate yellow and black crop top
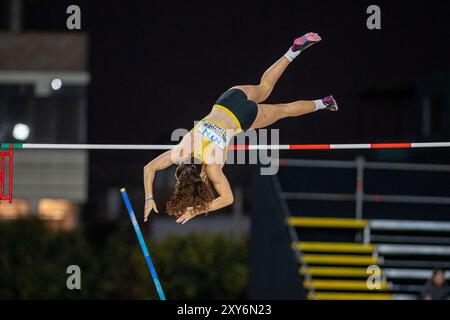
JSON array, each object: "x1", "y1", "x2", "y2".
[{"x1": 191, "y1": 118, "x2": 230, "y2": 163}]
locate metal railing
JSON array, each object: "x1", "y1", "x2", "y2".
[
  {"x1": 280, "y1": 157, "x2": 450, "y2": 220},
  {"x1": 273, "y1": 158, "x2": 450, "y2": 300}
]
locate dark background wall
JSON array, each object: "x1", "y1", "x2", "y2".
[
  {"x1": 250, "y1": 168, "x2": 306, "y2": 299},
  {"x1": 86, "y1": 0, "x2": 450, "y2": 144},
  {"x1": 83, "y1": 0, "x2": 450, "y2": 215},
  {"x1": 6, "y1": 0, "x2": 449, "y2": 215}
]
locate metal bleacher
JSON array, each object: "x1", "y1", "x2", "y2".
[{"x1": 275, "y1": 157, "x2": 450, "y2": 300}]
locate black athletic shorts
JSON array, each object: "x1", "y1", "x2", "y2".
[{"x1": 213, "y1": 88, "x2": 258, "y2": 130}]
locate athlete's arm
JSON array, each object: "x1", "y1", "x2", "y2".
[
  {"x1": 176, "y1": 165, "x2": 234, "y2": 224},
  {"x1": 143, "y1": 149, "x2": 176, "y2": 221},
  {"x1": 206, "y1": 166, "x2": 234, "y2": 211}
]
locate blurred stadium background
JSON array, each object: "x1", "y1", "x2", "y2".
[{"x1": 0, "y1": 0, "x2": 449, "y2": 299}]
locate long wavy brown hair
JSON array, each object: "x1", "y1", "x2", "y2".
[{"x1": 166, "y1": 158, "x2": 215, "y2": 217}]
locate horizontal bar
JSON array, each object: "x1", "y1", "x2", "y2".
[
  {"x1": 412, "y1": 142, "x2": 450, "y2": 148},
  {"x1": 280, "y1": 158, "x2": 450, "y2": 172},
  {"x1": 392, "y1": 294, "x2": 417, "y2": 300},
  {"x1": 287, "y1": 217, "x2": 367, "y2": 229},
  {"x1": 290, "y1": 144, "x2": 331, "y2": 150},
  {"x1": 0, "y1": 141, "x2": 449, "y2": 150},
  {"x1": 282, "y1": 192, "x2": 356, "y2": 201},
  {"x1": 304, "y1": 279, "x2": 389, "y2": 291},
  {"x1": 282, "y1": 192, "x2": 450, "y2": 205},
  {"x1": 377, "y1": 244, "x2": 450, "y2": 255},
  {"x1": 384, "y1": 269, "x2": 450, "y2": 280},
  {"x1": 329, "y1": 144, "x2": 371, "y2": 149},
  {"x1": 364, "y1": 194, "x2": 450, "y2": 205},
  {"x1": 301, "y1": 266, "x2": 376, "y2": 277},
  {"x1": 280, "y1": 158, "x2": 357, "y2": 168},
  {"x1": 1, "y1": 143, "x2": 23, "y2": 149},
  {"x1": 295, "y1": 241, "x2": 374, "y2": 253},
  {"x1": 309, "y1": 292, "x2": 393, "y2": 300},
  {"x1": 21, "y1": 144, "x2": 176, "y2": 150},
  {"x1": 370, "y1": 219, "x2": 450, "y2": 232}
]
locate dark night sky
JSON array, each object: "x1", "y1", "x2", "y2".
[
  {"x1": 83, "y1": 0, "x2": 450, "y2": 198},
  {"x1": 3, "y1": 0, "x2": 449, "y2": 202},
  {"x1": 6, "y1": 0, "x2": 449, "y2": 144},
  {"x1": 12, "y1": 0, "x2": 449, "y2": 144},
  {"x1": 85, "y1": 0, "x2": 450, "y2": 145}
]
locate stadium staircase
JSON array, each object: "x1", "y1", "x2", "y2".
[{"x1": 275, "y1": 158, "x2": 450, "y2": 300}]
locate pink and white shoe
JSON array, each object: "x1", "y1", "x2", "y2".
[
  {"x1": 291, "y1": 32, "x2": 322, "y2": 52},
  {"x1": 322, "y1": 95, "x2": 339, "y2": 111}
]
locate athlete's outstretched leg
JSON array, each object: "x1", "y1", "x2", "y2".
[
  {"x1": 251, "y1": 96, "x2": 338, "y2": 129},
  {"x1": 234, "y1": 56, "x2": 289, "y2": 104},
  {"x1": 233, "y1": 32, "x2": 322, "y2": 104}
]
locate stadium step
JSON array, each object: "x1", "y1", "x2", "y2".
[
  {"x1": 301, "y1": 266, "x2": 379, "y2": 278},
  {"x1": 308, "y1": 292, "x2": 393, "y2": 300},
  {"x1": 304, "y1": 279, "x2": 389, "y2": 291},
  {"x1": 287, "y1": 217, "x2": 367, "y2": 229},
  {"x1": 303, "y1": 254, "x2": 380, "y2": 266},
  {"x1": 294, "y1": 241, "x2": 374, "y2": 254}
]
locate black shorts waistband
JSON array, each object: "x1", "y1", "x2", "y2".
[{"x1": 214, "y1": 89, "x2": 258, "y2": 130}]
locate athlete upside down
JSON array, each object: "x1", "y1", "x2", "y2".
[{"x1": 143, "y1": 32, "x2": 338, "y2": 224}]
